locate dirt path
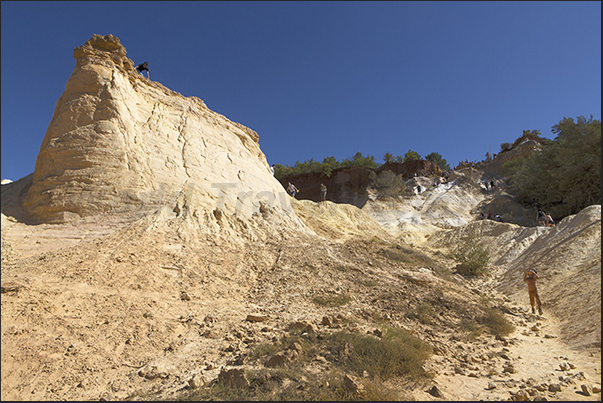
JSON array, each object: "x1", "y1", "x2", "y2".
[{"x1": 413, "y1": 287, "x2": 602, "y2": 401}]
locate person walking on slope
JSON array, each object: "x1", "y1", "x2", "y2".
[
  {"x1": 523, "y1": 268, "x2": 543, "y2": 315},
  {"x1": 320, "y1": 183, "x2": 327, "y2": 201},
  {"x1": 286, "y1": 182, "x2": 299, "y2": 198},
  {"x1": 546, "y1": 213, "x2": 555, "y2": 227}
]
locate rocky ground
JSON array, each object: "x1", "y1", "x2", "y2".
[{"x1": 1, "y1": 169, "x2": 600, "y2": 401}]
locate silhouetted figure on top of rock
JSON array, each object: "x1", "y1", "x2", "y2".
[{"x1": 135, "y1": 61, "x2": 149, "y2": 78}]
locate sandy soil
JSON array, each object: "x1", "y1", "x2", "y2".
[{"x1": 2, "y1": 175, "x2": 600, "y2": 401}]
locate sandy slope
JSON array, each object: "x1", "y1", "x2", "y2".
[{"x1": 1, "y1": 169, "x2": 600, "y2": 401}]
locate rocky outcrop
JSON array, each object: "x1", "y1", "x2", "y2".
[
  {"x1": 22, "y1": 34, "x2": 291, "y2": 223},
  {"x1": 280, "y1": 166, "x2": 373, "y2": 207},
  {"x1": 279, "y1": 160, "x2": 442, "y2": 206}
]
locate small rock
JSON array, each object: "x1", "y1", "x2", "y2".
[
  {"x1": 571, "y1": 371, "x2": 586, "y2": 381},
  {"x1": 138, "y1": 365, "x2": 169, "y2": 380},
  {"x1": 486, "y1": 381, "x2": 497, "y2": 390},
  {"x1": 287, "y1": 320, "x2": 316, "y2": 333},
  {"x1": 567, "y1": 362, "x2": 576, "y2": 369},
  {"x1": 548, "y1": 383, "x2": 563, "y2": 392},
  {"x1": 65, "y1": 344, "x2": 77, "y2": 356},
  {"x1": 544, "y1": 334, "x2": 557, "y2": 339},
  {"x1": 592, "y1": 386, "x2": 601, "y2": 393},
  {"x1": 559, "y1": 362, "x2": 570, "y2": 371},
  {"x1": 504, "y1": 365, "x2": 516, "y2": 374},
  {"x1": 512, "y1": 389, "x2": 530, "y2": 401},
  {"x1": 288, "y1": 341, "x2": 303, "y2": 353},
  {"x1": 343, "y1": 373, "x2": 364, "y2": 396},
  {"x1": 217, "y1": 368, "x2": 249, "y2": 388},
  {"x1": 427, "y1": 385, "x2": 443, "y2": 398},
  {"x1": 188, "y1": 373, "x2": 206, "y2": 389},
  {"x1": 581, "y1": 384, "x2": 593, "y2": 396},
  {"x1": 246, "y1": 314, "x2": 268, "y2": 322}
]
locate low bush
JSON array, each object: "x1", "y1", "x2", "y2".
[{"x1": 453, "y1": 227, "x2": 490, "y2": 276}]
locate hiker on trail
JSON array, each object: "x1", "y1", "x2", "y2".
[
  {"x1": 269, "y1": 164, "x2": 275, "y2": 176},
  {"x1": 320, "y1": 183, "x2": 327, "y2": 201},
  {"x1": 135, "y1": 61, "x2": 149, "y2": 78},
  {"x1": 416, "y1": 185, "x2": 422, "y2": 194},
  {"x1": 490, "y1": 180, "x2": 495, "y2": 190},
  {"x1": 484, "y1": 181, "x2": 489, "y2": 190},
  {"x1": 286, "y1": 182, "x2": 299, "y2": 198},
  {"x1": 495, "y1": 214, "x2": 503, "y2": 222},
  {"x1": 487, "y1": 211, "x2": 492, "y2": 220},
  {"x1": 523, "y1": 268, "x2": 543, "y2": 315},
  {"x1": 479, "y1": 212, "x2": 485, "y2": 220},
  {"x1": 546, "y1": 213, "x2": 555, "y2": 227},
  {"x1": 537, "y1": 209, "x2": 547, "y2": 226}
]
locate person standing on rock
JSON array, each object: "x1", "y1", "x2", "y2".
[
  {"x1": 270, "y1": 164, "x2": 275, "y2": 176},
  {"x1": 320, "y1": 183, "x2": 327, "y2": 201},
  {"x1": 287, "y1": 182, "x2": 299, "y2": 198},
  {"x1": 135, "y1": 61, "x2": 149, "y2": 78},
  {"x1": 523, "y1": 268, "x2": 543, "y2": 315},
  {"x1": 537, "y1": 209, "x2": 547, "y2": 226}
]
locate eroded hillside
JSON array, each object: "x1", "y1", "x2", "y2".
[{"x1": 1, "y1": 34, "x2": 600, "y2": 401}]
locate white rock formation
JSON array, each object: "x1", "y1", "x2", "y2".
[{"x1": 22, "y1": 34, "x2": 291, "y2": 223}]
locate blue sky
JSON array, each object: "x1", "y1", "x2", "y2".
[{"x1": 1, "y1": 1, "x2": 601, "y2": 182}]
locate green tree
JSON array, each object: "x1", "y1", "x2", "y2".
[
  {"x1": 403, "y1": 149, "x2": 421, "y2": 162},
  {"x1": 383, "y1": 152, "x2": 394, "y2": 163},
  {"x1": 348, "y1": 151, "x2": 379, "y2": 168},
  {"x1": 424, "y1": 152, "x2": 451, "y2": 171},
  {"x1": 320, "y1": 156, "x2": 340, "y2": 177},
  {"x1": 500, "y1": 142, "x2": 512, "y2": 152},
  {"x1": 506, "y1": 115, "x2": 601, "y2": 219}
]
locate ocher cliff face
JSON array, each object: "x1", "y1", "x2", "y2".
[{"x1": 23, "y1": 34, "x2": 290, "y2": 223}]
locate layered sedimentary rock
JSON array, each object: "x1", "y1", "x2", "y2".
[{"x1": 22, "y1": 34, "x2": 291, "y2": 223}]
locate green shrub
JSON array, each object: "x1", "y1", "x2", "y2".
[
  {"x1": 478, "y1": 307, "x2": 515, "y2": 338},
  {"x1": 329, "y1": 326, "x2": 432, "y2": 381},
  {"x1": 459, "y1": 307, "x2": 515, "y2": 341},
  {"x1": 500, "y1": 142, "x2": 512, "y2": 152},
  {"x1": 453, "y1": 227, "x2": 490, "y2": 276},
  {"x1": 406, "y1": 302, "x2": 435, "y2": 325},
  {"x1": 369, "y1": 170, "x2": 406, "y2": 196}
]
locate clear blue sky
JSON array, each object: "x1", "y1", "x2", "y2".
[{"x1": 2, "y1": 1, "x2": 601, "y2": 182}]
